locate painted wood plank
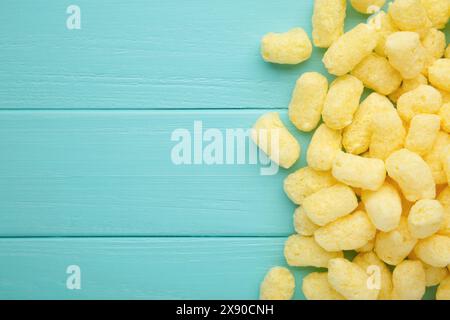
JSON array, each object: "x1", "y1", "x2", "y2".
[
  {"x1": 0, "y1": 237, "x2": 303, "y2": 299},
  {"x1": 0, "y1": 0, "x2": 376, "y2": 109},
  {"x1": 0, "y1": 110, "x2": 312, "y2": 236},
  {"x1": 0, "y1": 237, "x2": 438, "y2": 299}
]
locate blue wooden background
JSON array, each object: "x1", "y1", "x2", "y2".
[{"x1": 0, "y1": 0, "x2": 447, "y2": 299}]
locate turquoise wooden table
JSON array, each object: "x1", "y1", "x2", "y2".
[{"x1": 0, "y1": 0, "x2": 448, "y2": 299}]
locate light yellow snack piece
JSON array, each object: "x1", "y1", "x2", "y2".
[
  {"x1": 302, "y1": 272, "x2": 345, "y2": 300},
  {"x1": 436, "y1": 276, "x2": 450, "y2": 300},
  {"x1": 284, "y1": 167, "x2": 337, "y2": 205},
  {"x1": 389, "y1": 189, "x2": 412, "y2": 214},
  {"x1": 312, "y1": 0, "x2": 346, "y2": 48},
  {"x1": 314, "y1": 210, "x2": 377, "y2": 251},
  {"x1": 440, "y1": 103, "x2": 450, "y2": 133},
  {"x1": 386, "y1": 149, "x2": 436, "y2": 202},
  {"x1": 284, "y1": 234, "x2": 343, "y2": 268},
  {"x1": 437, "y1": 187, "x2": 450, "y2": 236},
  {"x1": 391, "y1": 260, "x2": 426, "y2": 300},
  {"x1": 408, "y1": 199, "x2": 444, "y2": 238},
  {"x1": 288, "y1": 72, "x2": 328, "y2": 132},
  {"x1": 293, "y1": 207, "x2": 319, "y2": 236},
  {"x1": 405, "y1": 114, "x2": 441, "y2": 156},
  {"x1": 251, "y1": 112, "x2": 300, "y2": 169},
  {"x1": 397, "y1": 85, "x2": 442, "y2": 123},
  {"x1": 414, "y1": 234, "x2": 450, "y2": 267},
  {"x1": 260, "y1": 267, "x2": 295, "y2": 300},
  {"x1": 388, "y1": 74, "x2": 428, "y2": 103},
  {"x1": 388, "y1": 0, "x2": 432, "y2": 36},
  {"x1": 443, "y1": 145, "x2": 450, "y2": 184},
  {"x1": 351, "y1": 0, "x2": 386, "y2": 14},
  {"x1": 322, "y1": 75, "x2": 364, "y2": 130},
  {"x1": 424, "y1": 131, "x2": 450, "y2": 185},
  {"x1": 439, "y1": 89, "x2": 450, "y2": 104},
  {"x1": 307, "y1": 124, "x2": 342, "y2": 171},
  {"x1": 423, "y1": 264, "x2": 448, "y2": 286},
  {"x1": 303, "y1": 184, "x2": 358, "y2": 226},
  {"x1": 351, "y1": 53, "x2": 402, "y2": 95},
  {"x1": 421, "y1": 28, "x2": 446, "y2": 73},
  {"x1": 353, "y1": 252, "x2": 393, "y2": 300},
  {"x1": 372, "y1": 11, "x2": 399, "y2": 57},
  {"x1": 420, "y1": 0, "x2": 450, "y2": 29},
  {"x1": 261, "y1": 28, "x2": 312, "y2": 65},
  {"x1": 328, "y1": 258, "x2": 380, "y2": 300},
  {"x1": 385, "y1": 32, "x2": 427, "y2": 79},
  {"x1": 343, "y1": 93, "x2": 395, "y2": 155},
  {"x1": 356, "y1": 239, "x2": 375, "y2": 253},
  {"x1": 428, "y1": 59, "x2": 450, "y2": 92},
  {"x1": 362, "y1": 182, "x2": 402, "y2": 232},
  {"x1": 332, "y1": 151, "x2": 386, "y2": 191},
  {"x1": 322, "y1": 24, "x2": 378, "y2": 76},
  {"x1": 375, "y1": 216, "x2": 418, "y2": 265},
  {"x1": 369, "y1": 109, "x2": 406, "y2": 160}
]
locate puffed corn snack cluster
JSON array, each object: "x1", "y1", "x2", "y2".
[{"x1": 257, "y1": 0, "x2": 450, "y2": 300}]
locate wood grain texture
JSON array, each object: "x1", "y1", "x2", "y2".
[
  {"x1": 0, "y1": 237, "x2": 305, "y2": 299},
  {"x1": 0, "y1": 237, "x2": 438, "y2": 299},
  {"x1": 0, "y1": 110, "x2": 312, "y2": 236},
  {"x1": 0, "y1": 0, "x2": 373, "y2": 109}
]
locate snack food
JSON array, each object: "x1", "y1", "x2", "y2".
[
  {"x1": 361, "y1": 182, "x2": 402, "y2": 232},
  {"x1": 436, "y1": 276, "x2": 450, "y2": 300},
  {"x1": 312, "y1": 0, "x2": 346, "y2": 48},
  {"x1": 284, "y1": 235, "x2": 343, "y2": 267},
  {"x1": 350, "y1": 0, "x2": 386, "y2": 14},
  {"x1": 391, "y1": 260, "x2": 426, "y2": 300},
  {"x1": 294, "y1": 207, "x2": 320, "y2": 236},
  {"x1": 343, "y1": 93, "x2": 394, "y2": 154},
  {"x1": 284, "y1": 167, "x2": 337, "y2": 205},
  {"x1": 407, "y1": 199, "x2": 444, "y2": 238},
  {"x1": 396, "y1": 85, "x2": 442, "y2": 123},
  {"x1": 424, "y1": 131, "x2": 450, "y2": 185},
  {"x1": 332, "y1": 151, "x2": 386, "y2": 191},
  {"x1": 261, "y1": 28, "x2": 312, "y2": 64},
  {"x1": 440, "y1": 103, "x2": 450, "y2": 133},
  {"x1": 307, "y1": 124, "x2": 342, "y2": 171},
  {"x1": 260, "y1": 267, "x2": 295, "y2": 300},
  {"x1": 302, "y1": 272, "x2": 345, "y2": 300},
  {"x1": 351, "y1": 53, "x2": 402, "y2": 95},
  {"x1": 257, "y1": 0, "x2": 450, "y2": 301},
  {"x1": 327, "y1": 258, "x2": 380, "y2": 300},
  {"x1": 353, "y1": 252, "x2": 393, "y2": 300},
  {"x1": 414, "y1": 234, "x2": 450, "y2": 267},
  {"x1": 428, "y1": 59, "x2": 450, "y2": 91},
  {"x1": 323, "y1": 24, "x2": 378, "y2": 76},
  {"x1": 372, "y1": 11, "x2": 399, "y2": 57},
  {"x1": 289, "y1": 72, "x2": 328, "y2": 132},
  {"x1": 385, "y1": 149, "x2": 436, "y2": 202},
  {"x1": 252, "y1": 112, "x2": 300, "y2": 169},
  {"x1": 405, "y1": 114, "x2": 441, "y2": 156},
  {"x1": 420, "y1": 0, "x2": 450, "y2": 29},
  {"x1": 314, "y1": 210, "x2": 377, "y2": 251},
  {"x1": 369, "y1": 109, "x2": 406, "y2": 160},
  {"x1": 385, "y1": 32, "x2": 427, "y2": 79},
  {"x1": 388, "y1": 0, "x2": 432, "y2": 36},
  {"x1": 375, "y1": 216, "x2": 418, "y2": 265},
  {"x1": 322, "y1": 75, "x2": 364, "y2": 130},
  {"x1": 302, "y1": 183, "x2": 358, "y2": 226}
]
